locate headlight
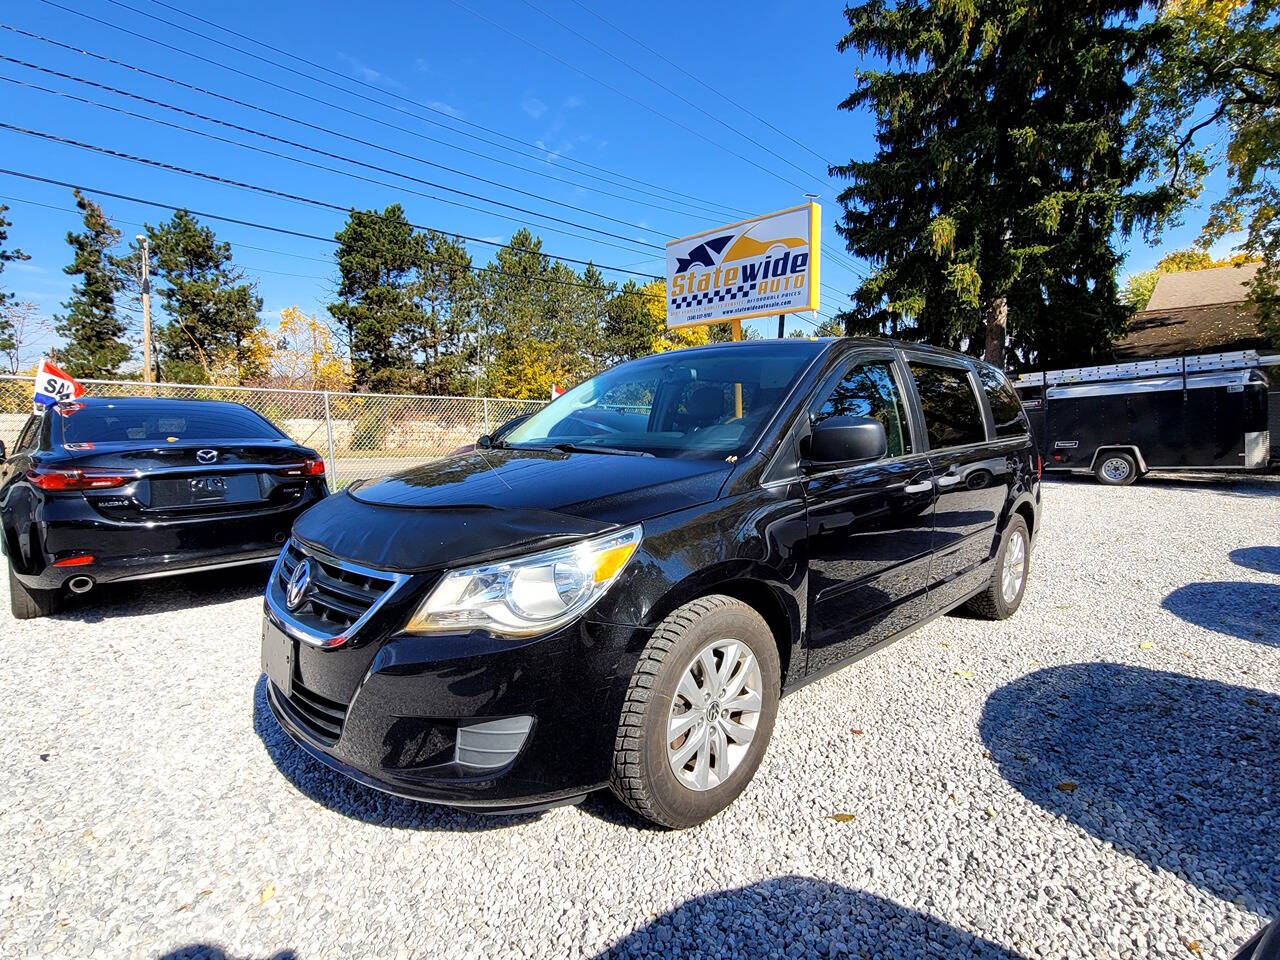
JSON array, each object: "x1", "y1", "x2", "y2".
[{"x1": 405, "y1": 525, "x2": 642, "y2": 637}]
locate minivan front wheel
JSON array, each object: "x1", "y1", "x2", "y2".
[{"x1": 610, "y1": 595, "x2": 780, "y2": 829}]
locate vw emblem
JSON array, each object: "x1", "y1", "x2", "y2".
[
  {"x1": 196, "y1": 449, "x2": 218, "y2": 464},
  {"x1": 286, "y1": 558, "x2": 313, "y2": 610}
]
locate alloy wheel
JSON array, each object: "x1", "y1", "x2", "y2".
[
  {"x1": 666, "y1": 639, "x2": 763, "y2": 791},
  {"x1": 1001, "y1": 529, "x2": 1027, "y2": 604}
]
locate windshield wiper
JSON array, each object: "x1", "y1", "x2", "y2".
[{"x1": 549, "y1": 442, "x2": 653, "y2": 458}]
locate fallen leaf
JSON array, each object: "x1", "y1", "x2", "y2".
[
  {"x1": 259, "y1": 882, "x2": 276, "y2": 905},
  {"x1": 982, "y1": 749, "x2": 993, "y2": 760},
  {"x1": 1186, "y1": 941, "x2": 1202, "y2": 954},
  {"x1": 984, "y1": 807, "x2": 997, "y2": 820},
  {"x1": 1245, "y1": 697, "x2": 1260, "y2": 707},
  {"x1": 939, "y1": 641, "x2": 950, "y2": 648},
  {"x1": 1139, "y1": 641, "x2": 1154, "y2": 650},
  {"x1": 1056, "y1": 781, "x2": 1078, "y2": 793},
  {"x1": 851, "y1": 729, "x2": 864, "y2": 736},
  {"x1": 1055, "y1": 604, "x2": 1071, "y2": 610},
  {"x1": 829, "y1": 813, "x2": 856, "y2": 823},
  {"x1": 954, "y1": 670, "x2": 974, "y2": 679}
]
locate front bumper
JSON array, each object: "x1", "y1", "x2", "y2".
[{"x1": 262, "y1": 605, "x2": 647, "y2": 811}]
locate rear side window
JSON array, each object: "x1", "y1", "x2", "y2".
[
  {"x1": 59, "y1": 403, "x2": 284, "y2": 444},
  {"x1": 977, "y1": 365, "x2": 1030, "y2": 438},
  {"x1": 908, "y1": 362, "x2": 987, "y2": 448},
  {"x1": 813, "y1": 361, "x2": 913, "y2": 458},
  {"x1": 14, "y1": 415, "x2": 40, "y2": 453}
]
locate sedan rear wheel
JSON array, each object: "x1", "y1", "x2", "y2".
[
  {"x1": 611, "y1": 595, "x2": 779, "y2": 829},
  {"x1": 8, "y1": 560, "x2": 61, "y2": 620}
]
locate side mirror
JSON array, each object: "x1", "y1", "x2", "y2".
[
  {"x1": 476, "y1": 434, "x2": 493, "y2": 449},
  {"x1": 804, "y1": 416, "x2": 887, "y2": 468}
]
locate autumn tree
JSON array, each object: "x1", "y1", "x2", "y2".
[
  {"x1": 1133, "y1": 0, "x2": 1280, "y2": 343},
  {"x1": 128, "y1": 211, "x2": 265, "y2": 384},
  {"x1": 329, "y1": 205, "x2": 426, "y2": 391},
  {"x1": 1121, "y1": 248, "x2": 1257, "y2": 310},
  {"x1": 832, "y1": 0, "x2": 1171, "y2": 368},
  {"x1": 55, "y1": 190, "x2": 130, "y2": 378},
  {"x1": 0, "y1": 204, "x2": 31, "y2": 361},
  {"x1": 271, "y1": 306, "x2": 352, "y2": 391}
]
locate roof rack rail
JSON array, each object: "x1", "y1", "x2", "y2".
[{"x1": 1014, "y1": 349, "x2": 1278, "y2": 388}]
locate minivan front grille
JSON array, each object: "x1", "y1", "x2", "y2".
[
  {"x1": 274, "y1": 678, "x2": 348, "y2": 743},
  {"x1": 272, "y1": 540, "x2": 402, "y2": 642}
]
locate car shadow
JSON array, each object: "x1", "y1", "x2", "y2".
[
  {"x1": 1162, "y1": 581, "x2": 1280, "y2": 646},
  {"x1": 589, "y1": 878, "x2": 1024, "y2": 959},
  {"x1": 155, "y1": 949, "x2": 296, "y2": 960},
  {"x1": 49, "y1": 564, "x2": 274, "y2": 623},
  {"x1": 251, "y1": 676, "x2": 542, "y2": 832},
  {"x1": 980, "y1": 663, "x2": 1280, "y2": 916},
  {"x1": 1231, "y1": 547, "x2": 1280, "y2": 576}
]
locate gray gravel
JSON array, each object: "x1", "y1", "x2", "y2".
[{"x1": 1, "y1": 475, "x2": 1277, "y2": 960}]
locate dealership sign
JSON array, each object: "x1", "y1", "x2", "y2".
[{"x1": 666, "y1": 202, "x2": 820, "y2": 329}]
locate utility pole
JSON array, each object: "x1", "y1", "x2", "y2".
[
  {"x1": 777, "y1": 313, "x2": 785, "y2": 338},
  {"x1": 136, "y1": 234, "x2": 154, "y2": 385}
]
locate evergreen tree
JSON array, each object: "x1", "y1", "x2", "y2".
[
  {"x1": 142, "y1": 211, "x2": 264, "y2": 383},
  {"x1": 55, "y1": 190, "x2": 129, "y2": 378},
  {"x1": 0, "y1": 204, "x2": 31, "y2": 359},
  {"x1": 410, "y1": 230, "x2": 477, "y2": 395},
  {"x1": 832, "y1": 0, "x2": 1171, "y2": 368},
  {"x1": 329, "y1": 205, "x2": 425, "y2": 390}
]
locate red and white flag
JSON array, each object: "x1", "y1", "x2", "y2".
[
  {"x1": 32, "y1": 358, "x2": 85, "y2": 410},
  {"x1": 550, "y1": 384, "x2": 566, "y2": 400}
]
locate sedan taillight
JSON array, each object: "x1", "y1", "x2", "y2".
[
  {"x1": 277, "y1": 458, "x2": 326, "y2": 478},
  {"x1": 28, "y1": 468, "x2": 131, "y2": 491}
]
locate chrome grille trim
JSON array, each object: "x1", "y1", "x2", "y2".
[{"x1": 266, "y1": 539, "x2": 411, "y2": 647}]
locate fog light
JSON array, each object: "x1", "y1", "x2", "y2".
[{"x1": 454, "y1": 716, "x2": 533, "y2": 770}]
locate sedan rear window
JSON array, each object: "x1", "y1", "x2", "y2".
[{"x1": 58, "y1": 402, "x2": 284, "y2": 444}]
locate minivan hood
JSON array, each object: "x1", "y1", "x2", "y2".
[
  {"x1": 348, "y1": 448, "x2": 731, "y2": 523},
  {"x1": 293, "y1": 448, "x2": 733, "y2": 573}
]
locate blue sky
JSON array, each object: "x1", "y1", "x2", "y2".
[{"x1": 0, "y1": 0, "x2": 1235, "y2": 367}]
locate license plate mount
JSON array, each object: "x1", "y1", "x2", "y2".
[{"x1": 261, "y1": 620, "x2": 294, "y2": 698}]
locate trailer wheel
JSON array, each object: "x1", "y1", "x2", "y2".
[{"x1": 1095, "y1": 452, "x2": 1137, "y2": 486}]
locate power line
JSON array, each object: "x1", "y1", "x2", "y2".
[
  {"x1": 515, "y1": 0, "x2": 828, "y2": 187},
  {"x1": 448, "y1": 0, "x2": 814, "y2": 194},
  {"x1": 30, "y1": 0, "x2": 750, "y2": 223},
  {"x1": 0, "y1": 168, "x2": 670, "y2": 304},
  {"x1": 0, "y1": 27, "x2": 742, "y2": 230},
  {"x1": 1, "y1": 71, "x2": 667, "y2": 258},
  {"x1": 564, "y1": 0, "x2": 837, "y2": 171}
]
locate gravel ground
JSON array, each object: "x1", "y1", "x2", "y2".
[{"x1": 1, "y1": 475, "x2": 1277, "y2": 960}]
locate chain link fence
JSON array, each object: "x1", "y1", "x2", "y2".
[{"x1": 0, "y1": 375, "x2": 545, "y2": 489}]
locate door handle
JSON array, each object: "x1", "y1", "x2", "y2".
[
  {"x1": 936, "y1": 475, "x2": 962, "y2": 489},
  {"x1": 903, "y1": 480, "x2": 933, "y2": 494}
]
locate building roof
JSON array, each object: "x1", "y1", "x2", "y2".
[
  {"x1": 1114, "y1": 301, "x2": 1264, "y2": 360},
  {"x1": 1145, "y1": 262, "x2": 1260, "y2": 311}
]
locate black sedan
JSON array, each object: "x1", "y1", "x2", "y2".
[{"x1": 1, "y1": 396, "x2": 328, "y2": 618}]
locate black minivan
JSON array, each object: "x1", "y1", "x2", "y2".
[{"x1": 262, "y1": 338, "x2": 1040, "y2": 828}]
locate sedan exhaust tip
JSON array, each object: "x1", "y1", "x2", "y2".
[{"x1": 66, "y1": 576, "x2": 95, "y2": 595}]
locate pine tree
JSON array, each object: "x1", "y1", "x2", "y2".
[
  {"x1": 832, "y1": 0, "x2": 1172, "y2": 368},
  {"x1": 143, "y1": 210, "x2": 265, "y2": 384},
  {"x1": 329, "y1": 205, "x2": 426, "y2": 390},
  {"x1": 55, "y1": 190, "x2": 130, "y2": 378},
  {"x1": 410, "y1": 230, "x2": 477, "y2": 395},
  {"x1": 0, "y1": 204, "x2": 31, "y2": 359}
]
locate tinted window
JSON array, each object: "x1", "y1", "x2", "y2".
[
  {"x1": 503, "y1": 344, "x2": 816, "y2": 458},
  {"x1": 14, "y1": 415, "x2": 39, "y2": 453},
  {"x1": 908, "y1": 362, "x2": 987, "y2": 448},
  {"x1": 813, "y1": 361, "x2": 912, "y2": 458},
  {"x1": 977, "y1": 365, "x2": 1030, "y2": 438},
  {"x1": 58, "y1": 402, "x2": 284, "y2": 444}
]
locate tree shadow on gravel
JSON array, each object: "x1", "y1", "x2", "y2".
[
  {"x1": 981, "y1": 663, "x2": 1280, "y2": 916},
  {"x1": 1043, "y1": 474, "x2": 1280, "y2": 498},
  {"x1": 252, "y1": 676, "x2": 542, "y2": 832},
  {"x1": 48, "y1": 564, "x2": 273, "y2": 624},
  {"x1": 1162, "y1": 582, "x2": 1280, "y2": 646},
  {"x1": 590, "y1": 877, "x2": 1024, "y2": 959},
  {"x1": 156, "y1": 948, "x2": 296, "y2": 960},
  {"x1": 1232, "y1": 547, "x2": 1280, "y2": 576}
]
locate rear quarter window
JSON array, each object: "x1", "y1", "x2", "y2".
[{"x1": 977, "y1": 366, "x2": 1031, "y2": 438}]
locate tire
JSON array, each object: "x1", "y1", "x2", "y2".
[
  {"x1": 8, "y1": 560, "x2": 61, "y2": 620},
  {"x1": 1095, "y1": 451, "x2": 1138, "y2": 486},
  {"x1": 965, "y1": 514, "x2": 1030, "y2": 620},
  {"x1": 610, "y1": 595, "x2": 781, "y2": 829}
]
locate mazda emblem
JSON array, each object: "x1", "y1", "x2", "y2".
[
  {"x1": 196, "y1": 449, "x2": 218, "y2": 464},
  {"x1": 286, "y1": 558, "x2": 313, "y2": 610}
]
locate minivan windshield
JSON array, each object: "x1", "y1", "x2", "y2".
[{"x1": 501, "y1": 344, "x2": 817, "y2": 458}]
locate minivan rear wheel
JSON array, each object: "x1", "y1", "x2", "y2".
[
  {"x1": 610, "y1": 595, "x2": 780, "y2": 829},
  {"x1": 965, "y1": 515, "x2": 1030, "y2": 620}
]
